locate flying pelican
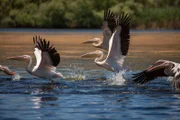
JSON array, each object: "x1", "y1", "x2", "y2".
[
  {"x1": 81, "y1": 13, "x2": 131, "y2": 73},
  {"x1": 82, "y1": 9, "x2": 117, "y2": 50},
  {"x1": 7, "y1": 36, "x2": 63, "y2": 81},
  {"x1": 132, "y1": 59, "x2": 180, "y2": 90},
  {"x1": 0, "y1": 65, "x2": 20, "y2": 80}
]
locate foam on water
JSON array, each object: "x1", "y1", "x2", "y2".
[
  {"x1": 104, "y1": 70, "x2": 137, "y2": 86},
  {"x1": 106, "y1": 70, "x2": 127, "y2": 85},
  {"x1": 64, "y1": 63, "x2": 86, "y2": 80},
  {"x1": 12, "y1": 73, "x2": 21, "y2": 81}
]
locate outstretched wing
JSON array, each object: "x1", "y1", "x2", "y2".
[
  {"x1": 132, "y1": 61, "x2": 170, "y2": 84},
  {"x1": 105, "y1": 13, "x2": 131, "y2": 66},
  {"x1": 33, "y1": 36, "x2": 60, "y2": 70},
  {"x1": 132, "y1": 68, "x2": 167, "y2": 84},
  {"x1": 119, "y1": 12, "x2": 131, "y2": 56},
  {"x1": 104, "y1": 9, "x2": 117, "y2": 34}
]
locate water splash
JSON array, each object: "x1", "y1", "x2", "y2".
[
  {"x1": 167, "y1": 77, "x2": 174, "y2": 82},
  {"x1": 105, "y1": 70, "x2": 127, "y2": 86},
  {"x1": 64, "y1": 63, "x2": 86, "y2": 80},
  {"x1": 12, "y1": 73, "x2": 21, "y2": 81}
]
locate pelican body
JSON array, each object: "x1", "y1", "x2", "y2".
[
  {"x1": 82, "y1": 9, "x2": 117, "y2": 50},
  {"x1": 8, "y1": 36, "x2": 63, "y2": 81},
  {"x1": 81, "y1": 13, "x2": 131, "y2": 73},
  {"x1": 132, "y1": 60, "x2": 180, "y2": 90}
]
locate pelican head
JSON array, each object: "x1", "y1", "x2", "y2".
[
  {"x1": 7, "y1": 55, "x2": 31, "y2": 61},
  {"x1": 80, "y1": 50, "x2": 103, "y2": 58},
  {"x1": 81, "y1": 38, "x2": 102, "y2": 48}
]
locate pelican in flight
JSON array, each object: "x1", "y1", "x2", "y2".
[
  {"x1": 0, "y1": 65, "x2": 20, "y2": 80},
  {"x1": 82, "y1": 9, "x2": 117, "y2": 50},
  {"x1": 132, "y1": 60, "x2": 180, "y2": 90},
  {"x1": 81, "y1": 13, "x2": 131, "y2": 73},
  {"x1": 7, "y1": 36, "x2": 63, "y2": 81}
]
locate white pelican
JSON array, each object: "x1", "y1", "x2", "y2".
[
  {"x1": 81, "y1": 13, "x2": 131, "y2": 73},
  {"x1": 7, "y1": 36, "x2": 63, "y2": 81},
  {"x1": 0, "y1": 65, "x2": 20, "y2": 80},
  {"x1": 132, "y1": 59, "x2": 180, "y2": 90},
  {"x1": 82, "y1": 9, "x2": 117, "y2": 50}
]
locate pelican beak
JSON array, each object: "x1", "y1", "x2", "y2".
[
  {"x1": 7, "y1": 56, "x2": 24, "y2": 61},
  {"x1": 80, "y1": 51, "x2": 98, "y2": 58},
  {"x1": 81, "y1": 39, "x2": 95, "y2": 44}
]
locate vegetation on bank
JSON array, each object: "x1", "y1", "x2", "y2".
[{"x1": 0, "y1": 0, "x2": 180, "y2": 29}]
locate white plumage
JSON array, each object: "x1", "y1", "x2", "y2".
[
  {"x1": 81, "y1": 12, "x2": 131, "y2": 73},
  {"x1": 8, "y1": 36, "x2": 63, "y2": 81}
]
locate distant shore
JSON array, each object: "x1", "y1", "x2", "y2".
[{"x1": 0, "y1": 0, "x2": 179, "y2": 29}]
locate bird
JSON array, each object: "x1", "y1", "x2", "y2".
[
  {"x1": 7, "y1": 36, "x2": 63, "y2": 81},
  {"x1": 81, "y1": 9, "x2": 117, "y2": 50},
  {"x1": 0, "y1": 65, "x2": 20, "y2": 80},
  {"x1": 132, "y1": 59, "x2": 180, "y2": 90},
  {"x1": 81, "y1": 13, "x2": 131, "y2": 73}
]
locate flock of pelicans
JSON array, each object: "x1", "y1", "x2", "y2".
[{"x1": 0, "y1": 9, "x2": 180, "y2": 90}]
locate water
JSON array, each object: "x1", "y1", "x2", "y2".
[{"x1": 0, "y1": 29, "x2": 180, "y2": 120}]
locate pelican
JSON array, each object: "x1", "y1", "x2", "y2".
[
  {"x1": 81, "y1": 13, "x2": 131, "y2": 73},
  {"x1": 132, "y1": 59, "x2": 180, "y2": 90},
  {"x1": 7, "y1": 36, "x2": 63, "y2": 81},
  {"x1": 0, "y1": 65, "x2": 20, "y2": 80},
  {"x1": 82, "y1": 9, "x2": 117, "y2": 50}
]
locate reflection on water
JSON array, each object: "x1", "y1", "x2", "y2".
[{"x1": 0, "y1": 30, "x2": 180, "y2": 120}]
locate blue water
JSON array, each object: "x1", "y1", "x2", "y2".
[
  {"x1": 0, "y1": 29, "x2": 180, "y2": 120},
  {"x1": 0, "y1": 72, "x2": 179, "y2": 120}
]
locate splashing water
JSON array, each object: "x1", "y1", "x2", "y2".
[
  {"x1": 64, "y1": 63, "x2": 86, "y2": 80},
  {"x1": 105, "y1": 70, "x2": 127, "y2": 85},
  {"x1": 12, "y1": 73, "x2": 21, "y2": 81}
]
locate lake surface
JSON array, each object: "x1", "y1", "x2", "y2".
[{"x1": 0, "y1": 29, "x2": 180, "y2": 120}]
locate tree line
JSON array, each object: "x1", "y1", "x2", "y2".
[{"x1": 0, "y1": 0, "x2": 180, "y2": 29}]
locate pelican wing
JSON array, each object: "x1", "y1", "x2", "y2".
[
  {"x1": 119, "y1": 12, "x2": 131, "y2": 56},
  {"x1": 132, "y1": 61, "x2": 171, "y2": 84},
  {"x1": 33, "y1": 36, "x2": 60, "y2": 70},
  {"x1": 132, "y1": 67, "x2": 168, "y2": 84},
  {"x1": 104, "y1": 9, "x2": 117, "y2": 33},
  {"x1": 105, "y1": 13, "x2": 131, "y2": 65}
]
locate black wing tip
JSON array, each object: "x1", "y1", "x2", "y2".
[
  {"x1": 132, "y1": 71, "x2": 149, "y2": 84},
  {"x1": 119, "y1": 12, "x2": 131, "y2": 26},
  {"x1": 119, "y1": 12, "x2": 131, "y2": 56},
  {"x1": 33, "y1": 35, "x2": 61, "y2": 66},
  {"x1": 52, "y1": 53, "x2": 60, "y2": 66},
  {"x1": 33, "y1": 35, "x2": 50, "y2": 49},
  {"x1": 104, "y1": 8, "x2": 116, "y2": 21},
  {"x1": 104, "y1": 9, "x2": 118, "y2": 33}
]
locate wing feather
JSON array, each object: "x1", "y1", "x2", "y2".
[
  {"x1": 104, "y1": 13, "x2": 131, "y2": 67},
  {"x1": 119, "y1": 12, "x2": 131, "y2": 56},
  {"x1": 104, "y1": 9, "x2": 117, "y2": 33},
  {"x1": 132, "y1": 62, "x2": 169, "y2": 84},
  {"x1": 33, "y1": 36, "x2": 60, "y2": 70}
]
